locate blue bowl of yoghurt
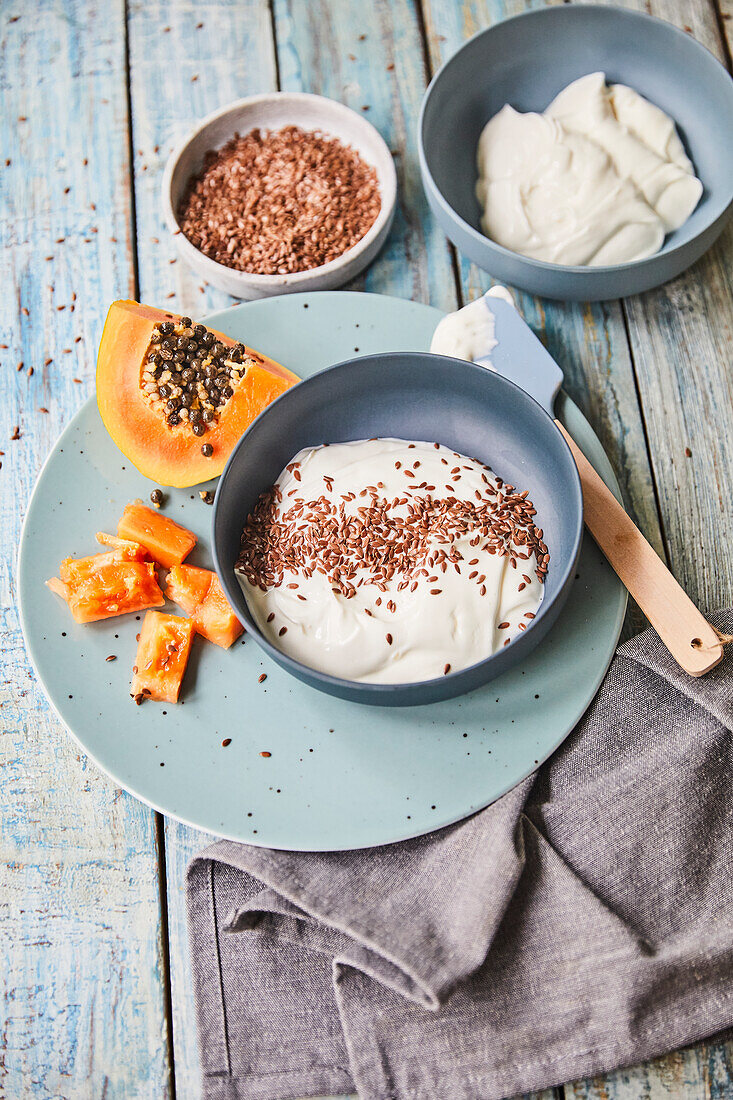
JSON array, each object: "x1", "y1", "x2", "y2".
[
  {"x1": 418, "y1": 6, "x2": 733, "y2": 301},
  {"x1": 212, "y1": 352, "x2": 583, "y2": 707}
]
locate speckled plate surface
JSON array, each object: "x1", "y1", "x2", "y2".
[{"x1": 18, "y1": 292, "x2": 626, "y2": 851}]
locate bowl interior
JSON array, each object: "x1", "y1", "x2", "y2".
[
  {"x1": 421, "y1": 6, "x2": 733, "y2": 260},
  {"x1": 213, "y1": 353, "x2": 582, "y2": 685}
]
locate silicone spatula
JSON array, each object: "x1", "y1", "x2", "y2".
[{"x1": 447, "y1": 291, "x2": 723, "y2": 677}]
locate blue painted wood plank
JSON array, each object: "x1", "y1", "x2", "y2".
[
  {"x1": 0, "y1": 2, "x2": 170, "y2": 1097},
  {"x1": 126, "y1": 3, "x2": 280, "y2": 1093},
  {"x1": 420, "y1": 0, "x2": 665, "y2": 644},
  {"x1": 421, "y1": 1, "x2": 733, "y2": 1097},
  {"x1": 591, "y1": 0, "x2": 733, "y2": 611},
  {"x1": 272, "y1": 0, "x2": 458, "y2": 311},
  {"x1": 127, "y1": 0, "x2": 278, "y2": 322}
]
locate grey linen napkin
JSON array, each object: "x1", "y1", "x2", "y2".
[{"x1": 187, "y1": 612, "x2": 733, "y2": 1100}]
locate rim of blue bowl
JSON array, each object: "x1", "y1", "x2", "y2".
[
  {"x1": 418, "y1": 4, "x2": 733, "y2": 277},
  {"x1": 211, "y1": 351, "x2": 584, "y2": 699}
]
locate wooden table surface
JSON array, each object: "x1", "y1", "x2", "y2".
[{"x1": 2, "y1": 1, "x2": 732, "y2": 1097}]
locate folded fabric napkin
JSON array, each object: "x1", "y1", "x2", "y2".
[{"x1": 188, "y1": 612, "x2": 733, "y2": 1100}]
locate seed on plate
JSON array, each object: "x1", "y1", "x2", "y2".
[
  {"x1": 201, "y1": 442, "x2": 213, "y2": 457},
  {"x1": 150, "y1": 489, "x2": 165, "y2": 507}
]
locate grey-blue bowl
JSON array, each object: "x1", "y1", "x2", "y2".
[
  {"x1": 418, "y1": 6, "x2": 733, "y2": 302},
  {"x1": 212, "y1": 353, "x2": 583, "y2": 706}
]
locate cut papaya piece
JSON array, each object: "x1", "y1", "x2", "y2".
[
  {"x1": 47, "y1": 560, "x2": 165, "y2": 623},
  {"x1": 117, "y1": 503, "x2": 197, "y2": 568},
  {"x1": 96, "y1": 300, "x2": 298, "y2": 488},
  {"x1": 95, "y1": 531, "x2": 150, "y2": 558},
  {"x1": 165, "y1": 564, "x2": 212, "y2": 616},
  {"x1": 59, "y1": 535, "x2": 149, "y2": 586},
  {"x1": 165, "y1": 564, "x2": 243, "y2": 649},
  {"x1": 131, "y1": 611, "x2": 195, "y2": 703},
  {"x1": 194, "y1": 577, "x2": 244, "y2": 649}
]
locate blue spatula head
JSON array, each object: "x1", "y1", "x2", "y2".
[{"x1": 473, "y1": 295, "x2": 564, "y2": 417}]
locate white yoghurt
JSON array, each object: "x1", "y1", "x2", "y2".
[
  {"x1": 236, "y1": 439, "x2": 545, "y2": 684},
  {"x1": 475, "y1": 73, "x2": 702, "y2": 266},
  {"x1": 430, "y1": 286, "x2": 514, "y2": 363}
]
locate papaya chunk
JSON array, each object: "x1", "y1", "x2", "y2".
[
  {"x1": 47, "y1": 560, "x2": 165, "y2": 623},
  {"x1": 117, "y1": 503, "x2": 196, "y2": 569},
  {"x1": 165, "y1": 564, "x2": 243, "y2": 649},
  {"x1": 131, "y1": 611, "x2": 195, "y2": 703},
  {"x1": 96, "y1": 300, "x2": 298, "y2": 488},
  {"x1": 58, "y1": 534, "x2": 149, "y2": 586}
]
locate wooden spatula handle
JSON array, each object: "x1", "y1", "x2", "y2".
[{"x1": 556, "y1": 422, "x2": 724, "y2": 677}]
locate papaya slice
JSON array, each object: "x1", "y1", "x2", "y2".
[
  {"x1": 131, "y1": 611, "x2": 195, "y2": 703},
  {"x1": 96, "y1": 300, "x2": 298, "y2": 488},
  {"x1": 165, "y1": 564, "x2": 243, "y2": 649},
  {"x1": 58, "y1": 534, "x2": 150, "y2": 587},
  {"x1": 47, "y1": 559, "x2": 165, "y2": 623},
  {"x1": 117, "y1": 503, "x2": 197, "y2": 569}
]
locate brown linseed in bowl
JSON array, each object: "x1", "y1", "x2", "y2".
[{"x1": 178, "y1": 125, "x2": 382, "y2": 275}]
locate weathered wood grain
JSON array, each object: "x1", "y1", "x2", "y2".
[
  {"x1": 273, "y1": 0, "x2": 457, "y2": 310},
  {"x1": 126, "y1": 0, "x2": 278, "y2": 323},
  {"x1": 559, "y1": 1, "x2": 733, "y2": 1094},
  {"x1": 419, "y1": 0, "x2": 666, "y2": 641},
  {"x1": 577, "y1": 0, "x2": 733, "y2": 614},
  {"x1": 126, "y1": 2, "x2": 282, "y2": 1093},
  {"x1": 420, "y1": 1, "x2": 733, "y2": 1097},
  {"x1": 0, "y1": 2, "x2": 170, "y2": 1097}
]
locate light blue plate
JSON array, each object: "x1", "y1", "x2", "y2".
[{"x1": 18, "y1": 292, "x2": 626, "y2": 851}]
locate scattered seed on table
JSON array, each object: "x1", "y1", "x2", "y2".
[
  {"x1": 258, "y1": 673, "x2": 267, "y2": 683},
  {"x1": 16, "y1": 361, "x2": 23, "y2": 371},
  {"x1": 106, "y1": 655, "x2": 117, "y2": 662},
  {"x1": 221, "y1": 738, "x2": 232, "y2": 747},
  {"x1": 260, "y1": 751, "x2": 271, "y2": 758},
  {"x1": 11, "y1": 426, "x2": 20, "y2": 439},
  {"x1": 44, "y1": 358, "x2": 52, "y2": 366},
  {"x1": 38, "y1": 407, "x2": 49, "y2": 414}
]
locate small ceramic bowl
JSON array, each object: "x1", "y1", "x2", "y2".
[
  {"x1": 162, "y1": 93, "x2": 397, "y2": 300},
  {"x1": 418, "y1": 6, "x2": 733, "y2": 301},
  {"x1": 212, "y1": 352, "x2": 583, "y2": 707}
]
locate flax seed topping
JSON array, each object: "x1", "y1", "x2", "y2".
[
  {"x1": 235, "y1": 439, "x2": 547, "y2": 683},
  {"x1": 178, "y1": 126, "x2": 381, "y2": 276}
]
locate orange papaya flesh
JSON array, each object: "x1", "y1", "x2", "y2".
[
  {"x1": 165, "y1": 564, "x2": 243, "y2": 649},
  {"x1": 131, "y1": 611, "x2": 195, "y2": 703},
  {"x1": 165, "y1": 564, "x2": 212, "y2": 616},
  {"x1": 96, "y1": 300, "x2": 298, "y2": 488},
  {"x1": 47, "y1": 560, "x2": 165, "y2": 623},
  {"x1": 59, "y1": 535, "x2": 149, "y2": 585},
  {"x1": 117, "y1": 503, "x2": 196, "y2": 569}
]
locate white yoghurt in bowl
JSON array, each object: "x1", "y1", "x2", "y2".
[
  {"x1": 235, "y1": 438, "x2": 548, "y2": 684},
  {"x1": 475, "y1": 72, "x2": 703, "y2": 266}
]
